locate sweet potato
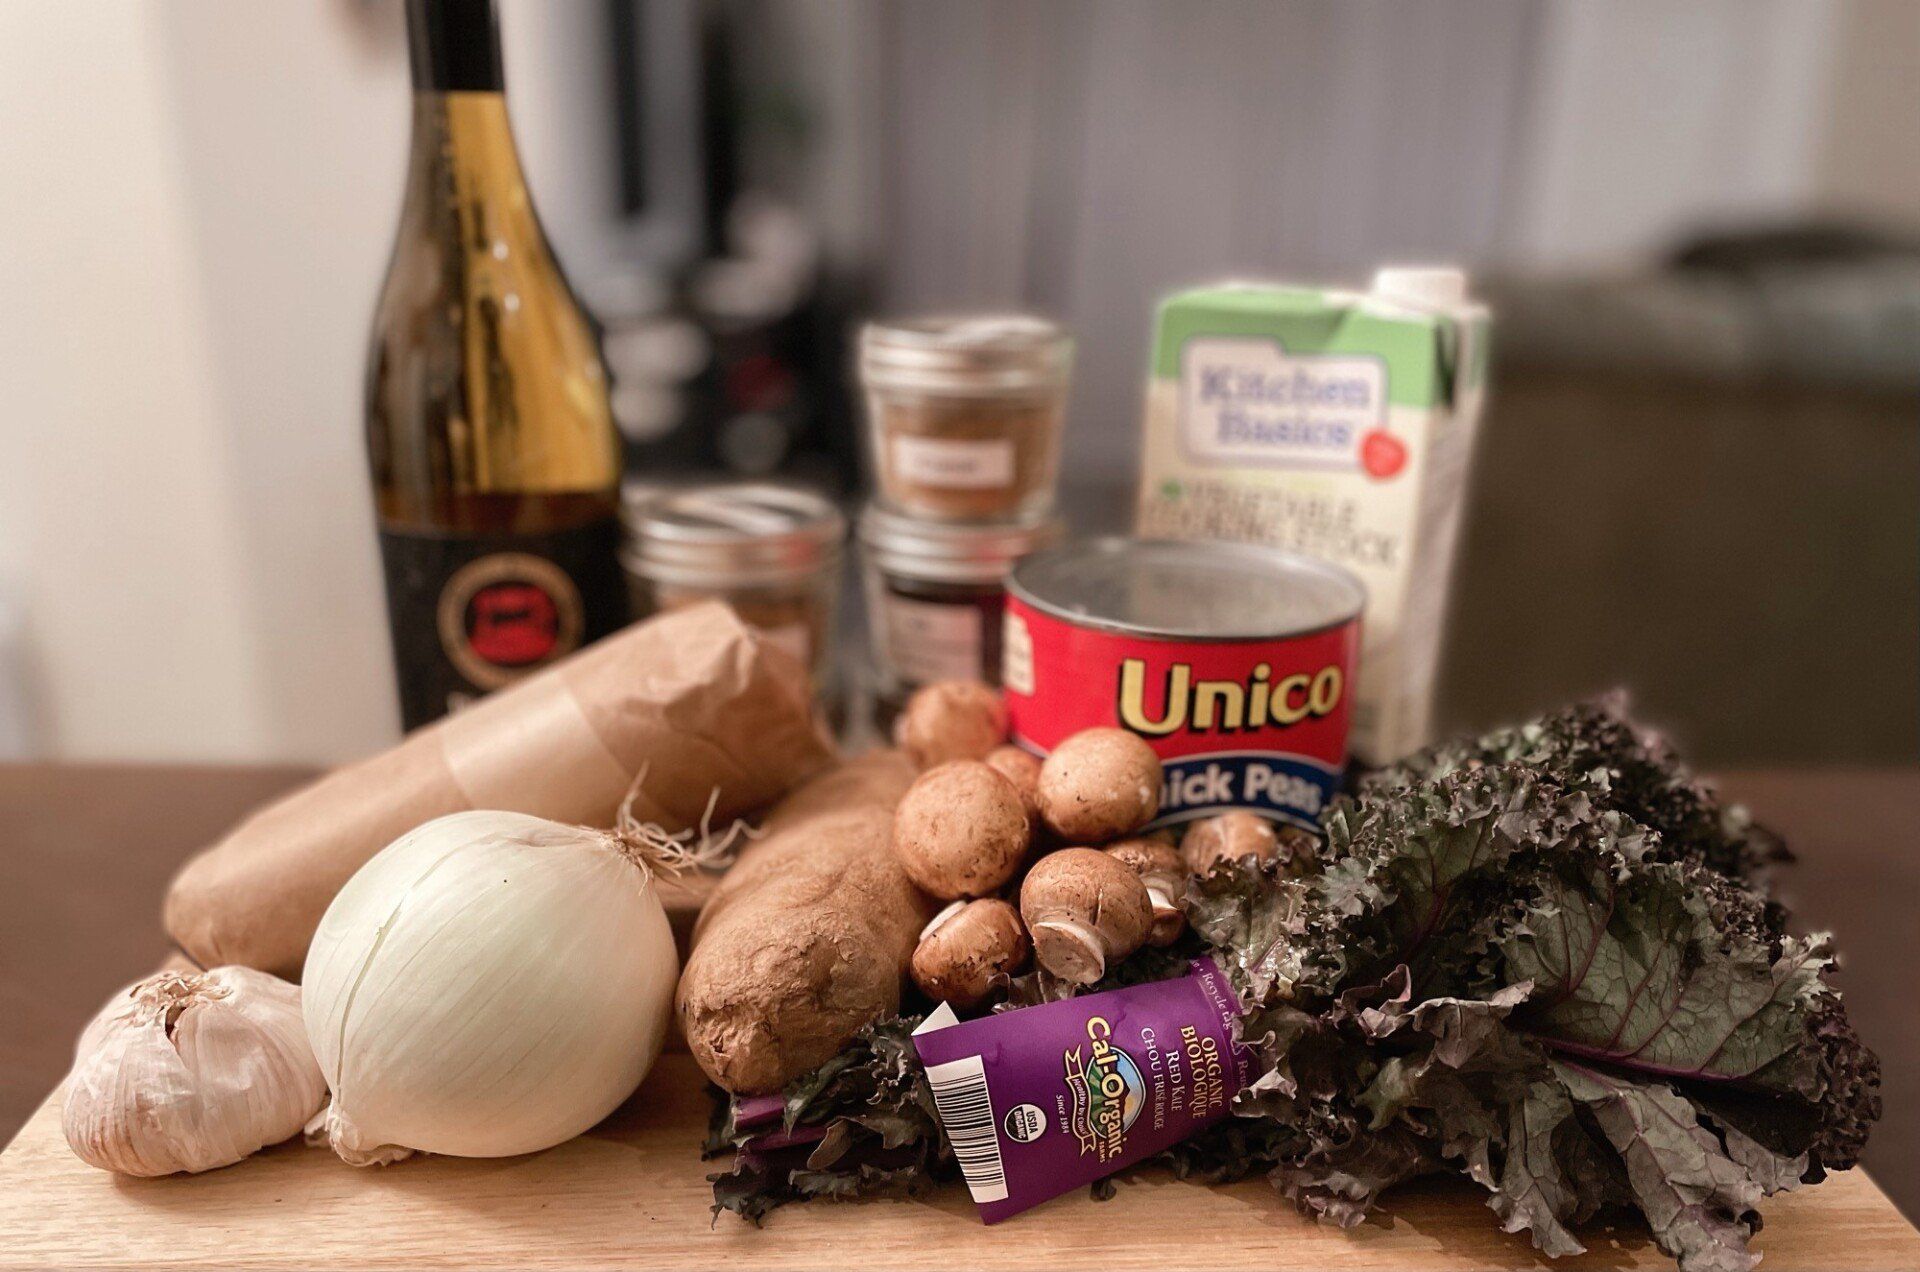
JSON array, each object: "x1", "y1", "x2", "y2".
[{"x1": 678, "y1": 750, "x2": 932, "y2": 1093}]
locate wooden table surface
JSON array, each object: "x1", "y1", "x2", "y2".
[
  {"x1": 1, "y1": 764, "x2": 1916, "y2": 1269},
  {"x1": 1, "y1": 1053, "x2": 1916, "y2": 1272}
]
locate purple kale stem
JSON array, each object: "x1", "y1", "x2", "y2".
[{"x1": 1528, "y1": 1034, "x2": 1760, "y2": 1084}]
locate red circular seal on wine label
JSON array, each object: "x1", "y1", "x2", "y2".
[
  {"x1": 1360, "y1": 429, "x2": 1407, "y2": 480},
  {"x1": 437, "y1": 553, "x2": 584, "y2": 689}
]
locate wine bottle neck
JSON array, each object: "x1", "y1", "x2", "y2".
[
  {"x1": 402, "y1": 91, "x2": 529, "y2": 220},
  {"x1": 406, "y1": 0, "x2": 505, "y2": 93}
]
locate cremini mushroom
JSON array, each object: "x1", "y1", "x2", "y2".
[
  {"x1": 984, "y1": 745, "x2": 1044, "y2": 827},
  {"x1": 911, "y1": 899, "x2": 1031, "y2": 1009},
  {"x1": 1019, "y1": 847, "x2": 1153, "y2": 984},
  {"x1": 1036, "y1": 728, "x2": 1162, "y2": 843},
  {"x1": 1103, "y1": 834, "x2": 1186, "y2": 946},
  {"x1": 891, "y1": 761, "x2": 1031, "y2": 899},
  {"x1": 893, "y1": 681, "x2": 1008, "y2": 768},
  {"x1": 1180, "y1": 812, "x2": 1320, "y2": 877}
]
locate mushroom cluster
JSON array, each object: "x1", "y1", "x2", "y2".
[{"x1": 888, "y1": 679, "x2": 1319, "y2": 1006}]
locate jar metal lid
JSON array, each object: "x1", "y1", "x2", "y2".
[
  {"x1": 859, "y1": 315, "x2": 1072, "y2": 395},
  {"x1": 623, "y1": 482, "x2": 845, "y2": 587},
  {"x1": 1009, "y1": 537, "x2": 1366, "y2": 642},
  {"x1": 859, "y1": 502, "x2": 1065, "y2": 586}
]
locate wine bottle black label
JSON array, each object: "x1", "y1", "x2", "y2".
[{"x1": 377, "y1": 515, "x2": 627, "y2": 730}]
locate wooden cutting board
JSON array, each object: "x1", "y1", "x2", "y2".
[{"x1": 2, "y1": 1054, "x2": 1915, "y2": 1271}]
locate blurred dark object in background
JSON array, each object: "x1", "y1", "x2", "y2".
[
  {"x1": 586, "y1": 0, "x2": 861, "y2": 499},
  {"x1": 1444, "y1": 223, "x2": 1920, "y2": 764},
  {"x1": 553, "y1": 1, "x2": 1920, "y2": 768},
  {"x1": 1668, "y1": 221, "x2": 1920, "y2": 277}
]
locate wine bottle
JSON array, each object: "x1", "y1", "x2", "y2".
[{"x1": 367, "y1": 0, "x2": 626, "y2": 730}]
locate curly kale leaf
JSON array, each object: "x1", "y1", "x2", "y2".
[
  {"x1": 1183, "y1": 862, "x2": 1323, "y2": 1006},
  {"x1": 1508, "y1": 861, "x2": 1826, "y2": 1086},
  {"x1": 1361, "y1": 698, "x2": 1784, "y2": 885},
  {"x1": 705, "y1": 1015, "x2": 953, "y2": 1223},
  {"x1": 1211, "y1": 708, "x2": 1880, "y2": 1271},
  {"x1": 1556, "y1": 1061, "x2": 1770, "y2": 1272}
]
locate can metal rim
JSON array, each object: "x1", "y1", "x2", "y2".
[{"x1": 1007, "y1": 536, "x2": 1366, "y2": 643}]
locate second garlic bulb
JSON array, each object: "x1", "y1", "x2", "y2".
[{"x1": 63, "y1": 966, "x2": 326, "y2": 1176}]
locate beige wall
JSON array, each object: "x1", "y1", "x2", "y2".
[
  {"x1": 1817, "y1": 0, "x2": 1920, "y2": 230},
  {"x1": 0, "y1": 3, "x2": 415, "y2": 762}
]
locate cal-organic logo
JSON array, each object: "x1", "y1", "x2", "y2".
[
  {"x1": 1117, "y1": 658, "x2": 1343, "y2": 736},
  {"x1": 1063, "y1": 1017, "x2": 1143, "y2": 1163}
]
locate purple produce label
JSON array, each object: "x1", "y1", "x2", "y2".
[{"x1": 911, "y1": 958, "x2": 1249, "y2": 1223}]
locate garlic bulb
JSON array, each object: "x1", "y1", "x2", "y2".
[
  {"x1": 63, "y1": 966, "x2": 326, "y2": 1176},
  {"x1": 303, "y1": 809, "x2": 679, "y2": 1165}
]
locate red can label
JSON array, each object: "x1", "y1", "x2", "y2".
[{"x1": 1002, "y1": 598, "x2": 1359, "y2": 831}]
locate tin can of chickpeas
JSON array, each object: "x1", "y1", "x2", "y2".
[{"x1": 1002, "y1": 537, "x2": 1364, "y2": 831}]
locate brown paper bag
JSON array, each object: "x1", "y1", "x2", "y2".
[{"x1": 165, "y1": 601, "x2": 835, "y2": 980}]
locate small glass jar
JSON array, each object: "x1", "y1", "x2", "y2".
[
  {"x1": 622, "y1": 482, "x2": 845, "y2": 699},
  {"x1": 859, "y1": 502, "x2": 1063, "y2": 718},
  {"x1": 858, "y1": 316, "x2": 1072, "y2": 521}
]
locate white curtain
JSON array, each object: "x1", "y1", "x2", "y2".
[{"x1": 874, "y1": 0, "x2": 1841, "y2": 482}]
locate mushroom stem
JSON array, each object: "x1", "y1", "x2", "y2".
[{"x1": 1031, "y1": 918, "x2": 1106, "y2": 984}]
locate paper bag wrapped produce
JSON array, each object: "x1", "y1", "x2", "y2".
[
  {"x1": 165, "y1": 602, "x2": 834, "y2": 980},
  {"x1": 679, "y1": 749, "x2": 933, "y2": 1093}
]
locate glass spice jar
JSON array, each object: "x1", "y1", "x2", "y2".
[
  {"x1": 858, "y1": 316, "x2": 1072, "y2": 521},
  {"x1": 622, "y1": 482, "x2": 845, "y2": 699},
  {"x1": 858, "y1": 501, "x2": 1063, "y2": 719}
]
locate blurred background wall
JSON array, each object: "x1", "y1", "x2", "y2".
[{"x1": 0, "y1": 0, "x2": 1914, "y2": 765}]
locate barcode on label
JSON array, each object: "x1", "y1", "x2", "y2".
[{"x1": 924, "y1": 1053, "x2": 1008, "y2": 1203}]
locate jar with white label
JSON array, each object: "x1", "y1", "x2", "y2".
[
  {"x1": 858, "y1": 503, "x2": 1064, "y2": 718},
  {"x1": 622, "y1": 482, "x2": 844, "y2": 700},
  {"x1": 858, "y1": 316, "x2": 1072, "y2": 521}
]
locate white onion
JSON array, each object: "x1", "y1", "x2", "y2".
[{"x1": 302, "y1": 809, "x2": 678, "y2": 1164}]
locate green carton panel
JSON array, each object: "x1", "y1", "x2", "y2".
[{"x1": 1152, "y1": 287, "x2": 1452, "y2": 409}]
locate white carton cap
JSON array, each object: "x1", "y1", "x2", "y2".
[{"x1": 1371, "y1": 266, "x2": 1469, "y2": 310}]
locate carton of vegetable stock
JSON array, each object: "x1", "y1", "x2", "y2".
[{"x1": 1135, "y1": 271, "x2": 1490, "y2": 765}]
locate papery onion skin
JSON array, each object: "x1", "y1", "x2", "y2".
[{"x1": 303, "y1": 810, "x2": 678, "y2": 1163}]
